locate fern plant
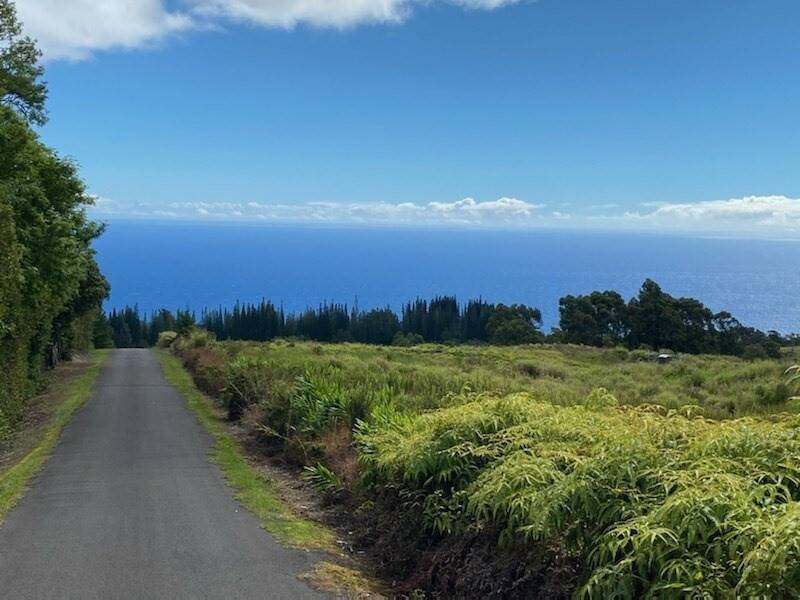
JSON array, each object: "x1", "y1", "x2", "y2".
[
  {"x1": 302, "y1": 463, "x2": 342, "y2": 493},
  {"x1": 358, "y1": 387, "x2": 800, "y2": 597}
]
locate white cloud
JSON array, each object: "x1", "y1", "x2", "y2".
[
  {"x1": 427, "y1": 196, "x2": 537, "y2": 218},
  {"x1": 189, "y1": 0, "x2": 521, "y2": 28},
  {"x1": 16, "y1": 0, "x2": 192, "y2": 61},
  {"x1": 15, "y1": 0, "x2": 520, "y2": 60},
  {"x1": 188, "y1": 0, "x2": 409, "y2": 28},
  {"x1": 619, "y1": 195, "x2": 800, "y2": 233},
  {"x1": 90, "y1": 196, "x2": 542, "y2": 226}
]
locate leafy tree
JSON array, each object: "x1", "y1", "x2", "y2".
[
  {"x1": 627, "y1": 279, "x2": 678, "y2": 350},
  {"x1": 50, "y1": 260, "x2": 110, "y2": 361},
  {"x1": 486, "y1": 304, "x2": 542, "y2": 345},
  {"x1": 559, "y1": 291, "x2": 628, "y2": 347},
  {"x1": 0, "y1": 2, "x2": 107, "y2": 435},
  {"x1": 626, "y1": 280, "x2": 715, "y2": 353},
  {"x1": 0, "y1": 0, "x2": 46, "y2": 125},
  {"x1": 712, "y1": 311, "x2": 745, "y2": 355},
  {"x1": 763, "y1": 341, "x2": 782, "y2": 359},
  {"x1": 562, "y1": 280, "x2": 780, "y2": 357},
  {"x1": 111, "y1": 285, "x2": 782, "y2": 359}
]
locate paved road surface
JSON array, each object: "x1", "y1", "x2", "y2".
[{"x1": 0, "y1": 349, "x2": 324, "y2": 599}]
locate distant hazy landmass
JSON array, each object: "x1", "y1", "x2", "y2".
[{"x1": 94, "y1": 221, "x2": 800, "y2": 334}]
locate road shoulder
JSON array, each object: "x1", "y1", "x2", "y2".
[
  {"x1": 0, "y1": 350, "x2": 110, "y2": 522},
  {"x1": 156, "y1": 349, "x2": 385, "y2": 599}
]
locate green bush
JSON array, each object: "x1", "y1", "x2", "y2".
[
  {"x1": 743, "y1": 345, "x2": 768, "y2": 361},
  {"x1": 174, "y1": 329, "x2": 215, "y2": 353},
  {"x1": 392, "y1": 332, "x2": 424, "y2": 347},
  {"x1": 629, "y1": 349, "x2": 651, "y2": 362},
  {"x1": 183, "y1": 347, "x2": 226, "y2": 396},
  {"x1": 156, "y1": 331, "x2": 178, "y2": 348},
  {"x1": 289, "y1": 371, "x2": 362, "y2": 435},
  {"x1": 222, "y1": 355, "x2": 271, "y2": 421},
  {"x1": 763, "y1": 341, "x2": 782, "y2": 359}
]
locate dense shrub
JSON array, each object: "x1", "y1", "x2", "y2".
[
  {"x1": 287, "y1": 370, "x2": 374, "y2": 436},
  {"x1": 156, "y1": 331, "x2": 178, "y2": 348},
  {"x1": 173, "y1": 329, "x2": 215, "y2": 353},
  {"x1": 764, "y1": 341, "x2": 783, "y2": 359},
  {"x1": 756, "y1": 382, "x2": 792, "y2": 407},
  {"x1": 743, "y1": 344, "x2": 769, "y2": 361},
  {"x1": 178, "y1": 338, "x2": 792, "y2": 421},
  {"x1": 183, "y1": 347, "x2": 226, "y2": 396},
  {"x1": 357, "y1": 391, "x2": 800, "y2": 597},
  {"x1": 222, "y1": 355, "x2": 271, "y2": 421},
  {"x1": 392, "y1": 332, "x2": 424, "y2": 347}
]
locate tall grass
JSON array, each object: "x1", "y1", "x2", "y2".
[{"x1": 205, "y1": 340, "x2": 794, "y2": 418}]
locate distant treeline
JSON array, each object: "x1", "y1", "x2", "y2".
[
  {"x1": 103, "y1": 298, "x2": 542, "y2": 348},
  {"x1": 99, "y1": 307, "x2": 193, "y2": 349},
  {"x1": 105, "y1": 279, "x2": 794, "y2": 358}
]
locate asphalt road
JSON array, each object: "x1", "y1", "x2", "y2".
[{"x1": 0, "y1": 349, "x2": 325, "y2": 599}]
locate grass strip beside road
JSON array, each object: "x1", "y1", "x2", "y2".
[
  {"x1": 156, "y1": 349, "x2": 335, "y2": 551},
  {"x1": 0, "y1": 350, "x2": 110, "y2": 522}
]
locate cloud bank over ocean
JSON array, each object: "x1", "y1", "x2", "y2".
[{"x1": 88, "y1": 194, "x2": 800, "y2": 237}]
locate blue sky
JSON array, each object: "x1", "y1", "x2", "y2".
[{"x1": 18, "y1": 0, "x2": 800, "y2": 234}]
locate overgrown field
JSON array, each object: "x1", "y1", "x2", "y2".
[
  {"x1": 171, "y1": 334, "x2": 800, "y2": 598},
  {"x1": 184, "y1": 338, "x2": 796, "y2": 418}
]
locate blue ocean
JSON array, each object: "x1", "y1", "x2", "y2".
[{"x1": 94, "y1": 221, "x2": 800, "y2": 334}]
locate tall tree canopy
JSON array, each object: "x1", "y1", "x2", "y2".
[
  {"x1": 0, "y1": 0, "x2": 108, "y2": 436},
  {"x1": 559, "y1": 291, "x2": 628, "y2": 347},
  {"x1": 558, "y1": 279, "x2": 778, "y2": 356},
  {"x1": 0, "y1": 0, "x2": 46, "y2": 125}
]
